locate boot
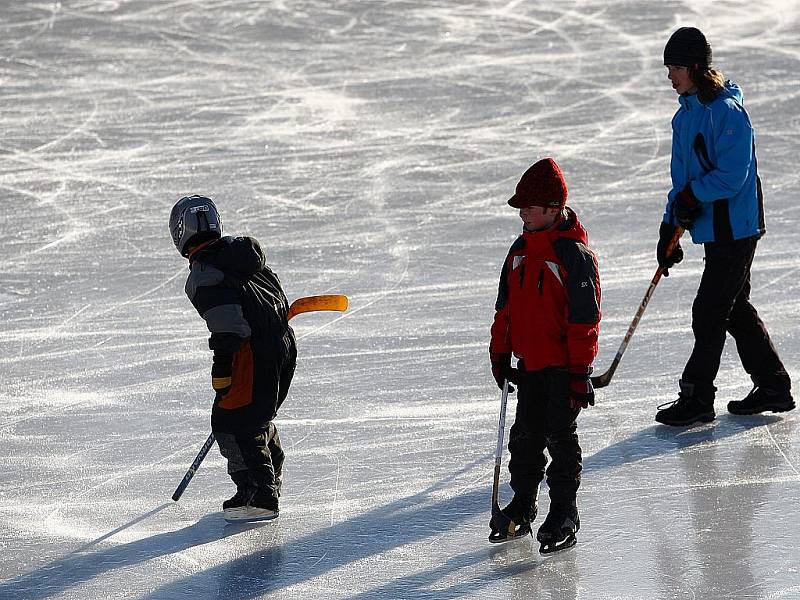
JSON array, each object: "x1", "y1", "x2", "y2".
[
  {"x1": 655, "y1": 380, "x2": 715, "y2": 426},
  {"x1": 728, "y1": 383, "x2": 795, "y2": 415},
  {"x1": 537, "y1": 502, "x2": 579, "y2": 554},
  {"x1": 489, "y1": 493, "x2": 537, "y2": 543},
  {"x1": 224, "y1": 469, "x2": 280, "y2": 523},
  {"x1": 222, "y1": 470, "x2": 255, "y2": 510},
  {"x1": 224, "y1": 488, "x2": 279, "y2": 523}
]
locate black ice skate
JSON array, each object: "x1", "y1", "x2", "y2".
[
  {"x1": 537, "y1": 503, "x2": 579, "y2": 555},
  {"x1": 223, "y1": 471, "x2": 279, "y2": 523},
  {"x1": 223, "y1": 470, "x2": 256, "y2": 512},
  {"x1": 727, "y1": 385, "x2": 795, "y2": 416},
  {"x1": 224, "y1": 489, "x2": 279, "y2": 523},
  {"x1": 222, "y1": 488, "x2": 252, "y2": 511},
  {"x1": 655, "y1": 380, "x2": 715, "y2": 426},
  {"x1": 489, "y1": 494, "x2": 537, "y2": 543}
]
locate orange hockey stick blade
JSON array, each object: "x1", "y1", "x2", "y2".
[{"x1": 287, "y1": 294, "x2": 349, "y2": 321}]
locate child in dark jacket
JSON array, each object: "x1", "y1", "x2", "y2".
[
  {"x1": 489, "y1": 158, "x2": 601, "y2": 553},
  {"x1": 170, "y1": 195, "x2": 297, "y2": 522}
]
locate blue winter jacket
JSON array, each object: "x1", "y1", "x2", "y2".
[{"x1": 663, "y1": 81, "x2": 765, "y2": 243}]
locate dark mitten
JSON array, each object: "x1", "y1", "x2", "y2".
[
  {"x1": 674, "y1": 183, "x2": 702, "y2": 228},
  {"x1": 656, "y1": 222, "x2": 684, "y2": 277},
  {"x1": 209, "y1": 333, "x2": 244, "y2": 396},
  {"x1": 211, "y1": 351, "x2": 233, "y2": 396},
  {"x1": 568, "y1": 366, "x2": 595, "y2": 409},
  {"x1": 490, "y1": 352, "x2": 517, "y2": 392}
]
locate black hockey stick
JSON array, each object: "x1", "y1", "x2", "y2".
[
  {"x1": 591, "y1": 226, "x2": 684, "y2": 388},
  {"x1": 172, "y1": 432, "x2": 216, "y2": 501},
  {"x1": 171, "y1": 294, "x2": 349, "y2": 502}
]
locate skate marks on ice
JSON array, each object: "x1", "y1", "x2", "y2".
[
  {"x1": 0, "y1": 460, "x2": 488, "y2": 600},
  {"x1": 0, "y1": 509, "x2": 278, "y2": 600},
  {"x1": 1, "y1": 1, "x2": 799, "y2": 600}
]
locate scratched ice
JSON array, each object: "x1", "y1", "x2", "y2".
[{"x1": 1, "y1": 2, "x2": 799, "y2": 599}]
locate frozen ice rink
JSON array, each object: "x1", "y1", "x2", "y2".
[{"x1": 2, "y1": 1, "x2": 799, "y2": 598}]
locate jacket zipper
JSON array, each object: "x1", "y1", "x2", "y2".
[{"x1": 537, "y1": 269, "x2": 544, "y2": 295}]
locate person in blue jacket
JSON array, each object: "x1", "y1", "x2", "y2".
[{"x1": 655, "y1": 27, "x2": 794, "y2": 426}]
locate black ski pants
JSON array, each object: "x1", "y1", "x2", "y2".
[
  {"x1": 216, "y1": 422, "x2": 284, "y2": 499},
  {"x1": 508, "y1": 367, "x2": 582, "y2": 505},
  {"x1": 682, "y1": 236, "x2": 789, "y2": 394},
  {"x1": 213, "y1": 329, "x2": 296, "y2": 500}
]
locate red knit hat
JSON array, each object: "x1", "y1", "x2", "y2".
[{"x1": 508, "y1": 158, "x2": 568, "y2": 209}]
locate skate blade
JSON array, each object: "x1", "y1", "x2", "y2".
[
  {"x1": 538, "y1": 534, "x2": 576, "y2": 555},
  {"x1": 223, "y1": 507, "x2": 279, "y2": 523},
  {"x1": 488, "y1": 524, "x2": 532, "y2": 544}
]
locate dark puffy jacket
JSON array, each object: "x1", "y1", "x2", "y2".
[
  {"x1": 490, "y1": 208, "x2": 601, "y2": 371},
  {"x1": 185, "y1": 235, "x2": 295, "y2": 432}
]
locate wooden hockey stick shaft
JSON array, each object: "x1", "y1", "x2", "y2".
[
  {"x1": 171, "y1": 294, "x2": 349, "y2": 502},
  {"x1": 491, "y1": 380, "x2": 510, "y2": 512},
  {"x1": 591, "y1": 226, "x2": 684, "y2": 388}
]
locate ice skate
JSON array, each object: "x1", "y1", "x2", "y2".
[
  {"x1": 489, "y1": 494, "x2": 537, "y2": 543},
  {"x1": 224, "y1": 489, "x2": 279, "y2": 523},
  {"x1": 537, "y1": 503, "x2": 579, "y2": 555}
]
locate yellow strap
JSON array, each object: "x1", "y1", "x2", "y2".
[{"x1": 212, "y1": 377, "x2": 232, "y2": 390}]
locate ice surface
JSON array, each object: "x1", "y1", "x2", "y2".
[{"x1": 1, "y1": 1, "x2": 799, "y2": 599}]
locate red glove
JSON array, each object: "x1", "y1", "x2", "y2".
[{"x1": 568, "y1": 366, "x2": 595, "y2": 409}]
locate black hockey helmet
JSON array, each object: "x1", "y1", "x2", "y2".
[{"x1": 169, "y1": 195, "x2": 223, "y2": 257}]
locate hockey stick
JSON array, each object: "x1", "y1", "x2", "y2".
[
  {"x1": 591, "y1": 226, "x2": 684, "y2": 388},
  {"x1": 286, "y1": 294, "x2": 349, "y2": 320},
  {"x1": 171, "y1": 294, "x2": 349, "y2": 502},
  {"x1": 489, "y1": 380, "x2": 516, "y2": 540}
]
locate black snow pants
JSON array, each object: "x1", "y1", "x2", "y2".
[
  {"x1": 216, "y1": 423, "x2": 285, "y2": 499},
  {"x1": 508, "y1": 367, "x2": 582, "y2": 505},
  {"x1": 682, "y1": 236, "x2": 790, "y2": 394},
  {"x1": 213, "y1": 329, "x2": 296, "y2": 500}
]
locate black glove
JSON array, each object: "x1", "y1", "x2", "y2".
[
  {"x1": 209, "y1": 333, "x2": 244, "y2": 397},
  {"x1": 568, "y1": 366, "x2": 595, "y2": 409},
  {"x1": 656, "y1": 222, "x2": 684, "y2": 277},
  {"x1": 490, "y1": 352, "x2": 519, "y2": 392},
  {"x1": 674, "y1": 183, "x2": 702, "y2": 228},
  {"x1": 211, "y1": 352, "x2": 233, "y2": 396}
]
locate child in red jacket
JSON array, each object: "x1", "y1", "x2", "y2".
[{"x1": 489, "y1": 158, "x2": 601, "y2": 553}]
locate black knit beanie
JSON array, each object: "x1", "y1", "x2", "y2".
[{"x1": 663, "y1": 27, "x2": 712, "y2": 68}]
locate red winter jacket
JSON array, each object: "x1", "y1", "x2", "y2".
[{"x1": 490, "y1": 207, "x2": 601, "y2": 372}]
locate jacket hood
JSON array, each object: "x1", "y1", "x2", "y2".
[
  {"x1": 553, "y1": 206, "x2": 588, "y2": 244},
  {"x1": 679, "y1": 80, "x2": 742, "y2": 109},
  {"x1": 718, "y1": 80, "x2": 742, "y2": 103},
  {"x1": 193, "y1": 235, "x2": 266, "y2": 281}
]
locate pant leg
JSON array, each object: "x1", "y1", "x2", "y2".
[
  {"x1": 682, "y1": 238, "x2": 757, "y2": 390},
  {"x1": 508, "y1": 370, "x2": 548, "y2": 498},
  {"x1": 216, "y1": 431, "x2": 249, "y2": 476},
  {"x1": 267, "y1": 422, "x2": 284, "y2": 496},
  {"x1": 725, "y1": 242, "x2": 791, "y2": 391},
  {"x1": 235, "y1": 428, "x2": 280, "y2": 499},
  {"x1": 542, "y1": 368, "x2": 582, "y2": 504}
]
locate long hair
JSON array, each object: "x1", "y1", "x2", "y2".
[{"x1": 689, "y1": 67, "x2": 726, "y2": 104}]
